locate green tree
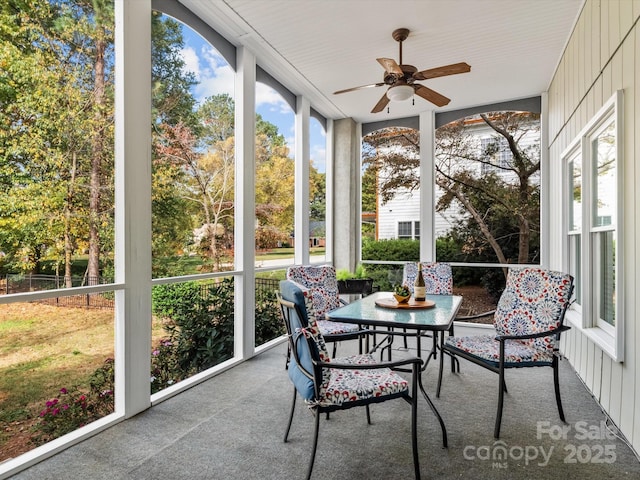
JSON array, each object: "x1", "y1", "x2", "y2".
[
  {"x1": 150, "y1": 13, "x2": 200, "y2": 275},
  {"x1": 435, "y1": 112, "x2": 540, "y2": 267},
  {"x1": 0, "y1": 4, "x2": 201, "y2": 282},
  {"x1": 198, "y1": 93, "x2": 234, "y2": 143},
  {"x1": 151, "y1": 11, "x2": 197, "y2": 127},
  {"x1": 255, "y1": 139, "x2": 294, "y2": 243},
  {"x1": 0, "y1": 0, "x2": 107, "y2": 281},
  {"x1": 362, "y1": 127, "x2": 419, "y2": 204},
  {"x1": 309, "y1": 161, "x2": 325, "y2": 221},
  {"x1": 362, "y1": 113, "x2": 540, "y2": 271}
]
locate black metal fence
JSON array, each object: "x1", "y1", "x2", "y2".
[
  {"x1": 2, "y1": 274, "x2": 281, "y2": 311},
  {"x1": 2, "y1": 274, "x2": 115, "y2": 309}
]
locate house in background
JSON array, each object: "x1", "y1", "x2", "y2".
[{"x1": 376, "y1": 114, "x2": 540, "y2": 241}]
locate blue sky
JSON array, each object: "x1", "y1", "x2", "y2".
[{"x1": 179, "y1": 23, "x2": 327, "y2": 173}]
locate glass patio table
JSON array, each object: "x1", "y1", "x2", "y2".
[{"x1": 327, "y1": 291, "x2": 463, "y2": 448}]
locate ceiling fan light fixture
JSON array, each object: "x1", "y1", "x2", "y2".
[{"x1": 386, "y1": 84, "x2": 414, "y2": 102}]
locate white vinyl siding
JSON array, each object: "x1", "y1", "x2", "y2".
[{"x1": 548, "y1": 0, "x2": 639, "y2": 457}]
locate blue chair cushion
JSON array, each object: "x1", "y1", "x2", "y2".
[{"x1": 280, "y1": 280, "x2": 332, "y2": 401}]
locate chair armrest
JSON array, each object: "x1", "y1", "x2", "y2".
[
  {"x1": 495, "y1": 324, "x2": 571, "y2": 342},
  {"x1": 317, "y1": 356, "x2": 422, "y2": 371},
  {"x1": 455, "y1": 309, "x2": 495, "y2": 321}
]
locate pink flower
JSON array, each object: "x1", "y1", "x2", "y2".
[
  {"x1": 52, "y1": 408, "x2": 60, "y2": 416},
  {"x1": 60, "y1": 388, "x2": 68, "y2": 394}
]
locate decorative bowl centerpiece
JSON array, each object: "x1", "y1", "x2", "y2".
[{"x1": 393, "y1": 284, "x2": 411, "y2": 304}]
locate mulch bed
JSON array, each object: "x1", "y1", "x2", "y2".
[{"x1": 452, "y1": 285, "x2": 497, "y2": 323}]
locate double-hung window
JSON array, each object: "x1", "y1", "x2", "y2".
[
  {"x1": 398, "y1": 221, "x2": 420, "y2": 240},
  {"x1": 562, "y1": 91, "x2": 623, "y2": 361}
]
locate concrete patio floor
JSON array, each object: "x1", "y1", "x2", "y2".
[{"x1": 8, "y1": 323, "x2": 640, "y2": 480}]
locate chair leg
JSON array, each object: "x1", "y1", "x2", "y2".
[
  {"x1": 366, "y1": 405, "x2": 371, "y2": 425},
  {"x1": 436, "y1": 342, "x2": 445, "y2": 398},
  {"x1": 306, "y1": 408, "x2": 321, "y2": 480},
  {"x1": 553, "y1": 357, "x2": 566, "y2": 422},
  {"x1": 284, "y1": 387, "x2": 297, "y2": 442},
  {"x1": 447, "y1": 325, "x2": 459, "y2": 373},
  {"x1": 495, "y1": 363, "x2": 505, "y2": 439},
  {"x1": 450, "y1": 353, "x2": 460, "y2": 373},
  {"x1": 411, "y1": 366, "x2": 421, "y2": 480}
]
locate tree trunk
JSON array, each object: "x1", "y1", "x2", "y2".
[
  {"x1": 87, "y1": 34, "x2": 106, "y2": 286},
  {"x1": 452, "y1": 185, "x2": 509, "y2": 278},
  {"x1": 64, "y1": 152, "x2": 77, "y2": 288}
]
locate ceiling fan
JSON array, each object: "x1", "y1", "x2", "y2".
[{"x1": 333, "y1": 28, "x2": 471, "y2": 113}]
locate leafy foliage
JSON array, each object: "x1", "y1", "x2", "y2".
[
  {"x1": 361, "y1": 238, "x2": 419, "y2": 290},
  {"x1": 435, "y1": 112, "x2": 541, "y2": 266},
  {"x1": 150, "y1": 277, "x2": 283, "y2": 391},
  {"x1": 152, "y1": 279, "x2": 234, "y2": 376},
  {"x1": 255, "y1": 283, "x2": 285, "y2": 345},
  {"x1": 362, "y1": 127, "x2": 420, "y2": 204},
  {"x1": 33, "y1": 358, "x2": 114, "y2": 444},
  {"x1": 150, "y1": 339, "x2": 181, "y2": 394},
  {"x1": 361, "y1": 113, "x2": 541, "y2": 274}
]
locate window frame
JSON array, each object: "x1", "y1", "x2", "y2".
[
  {"x1": 562, "y1": 90, "x2": 623, "y2": 362},
  {"x1": 398, "y1": 221, "x2": 413, "y2": 239},
  {"x1": 480, "y1": 136, "x2": 511, "y2": 174}
]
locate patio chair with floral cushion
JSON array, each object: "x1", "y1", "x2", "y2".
[
  {"x1": 286, "y1": 265, "x2": 367, "y2": 361},
  {"x1": 402, "y1": 261, "x2": 454, "y2": 296},
  {"x1": 436, "y1": 267, "x2": 574, "y2": 438},
  {"x1": 393, "y1": 263, "x2": 457, "y2": 363},
  {"x1": 278, "y1": 280, "x2": 422, "y2": 480}
]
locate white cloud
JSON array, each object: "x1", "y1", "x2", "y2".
[
  {"x1": 256, "y1": 83, "x2": 292, "y2": 113},
  {"x1": 181, "y1": 45, "x2": 235, "y2": 103},
  {"x1": 181, "y1": 46, "x2": 201, "y2": 81}
]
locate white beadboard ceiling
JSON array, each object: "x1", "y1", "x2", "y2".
[{"x1": 180, "y1": 0, "x2": 583, "y2": 124}]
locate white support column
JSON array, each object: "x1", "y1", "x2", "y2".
[
  {"x1": 234, "y1": 46, "x2": 256, "y2": 359},
  {"x1": 419, "y1": 111, "x2": 436, "y2": 261},
  {"x1": 356, "y1": 121, "x2": 363, "y2": 265},
  {"x1": 325, "y1": 118, "x2": 334, "y2": 263},
  {"x1": 295, "y1": 96, "x2": 310, "y2": 265},
  {"x1": 540, "y1": 92, "x2": 550, "y2": 268},
  {"x1": 114, "y1": 0, "x2": 152, "y2": 417},
  {"x1": 333, "y1": 118, "x2": 359, "y2": 272}
]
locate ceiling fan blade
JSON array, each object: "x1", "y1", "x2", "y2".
[
  {"x1": 413, "y1": 62, "x2": 471, "y2": 81},
  {"x1": 371, "y1": 92, "x2": 390, "y2": 113},
  {"x1": 377, "y1": 57, "x2": 403, "y2": 75},
  {"x1": 333, "y1": 82, "x2": 385, "y2": 95},
  {"x1": 414, "y1": 84, "x2": 450, "y2": 107}
]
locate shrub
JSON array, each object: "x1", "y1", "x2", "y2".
[
  {"x1": 361, "y1": 239, "x2": 419, "y2": 291},
  {"x1": 34, "y1": 359, "x2": 114, "y2": 443},
  {"x1": 255, "y1": 285, "x2": 284, "y2": 345},
  {"x1": 152, "y1": 279, "x2": 234, "y2": 377},
  {"x1": 151, "y1": 339, "x2": 181, "y2": 394},
  {"x1": 362, "y1": 238, "x2": 420, "y2": 261}
]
